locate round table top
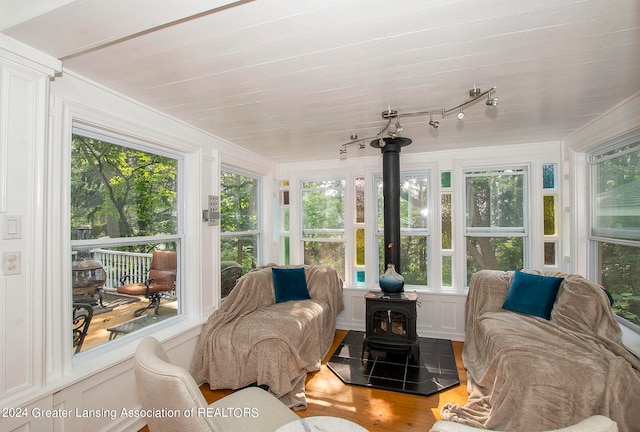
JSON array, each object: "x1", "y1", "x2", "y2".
[{"x1": 275, "y1": 416, "x2": 369, "y2": 432}]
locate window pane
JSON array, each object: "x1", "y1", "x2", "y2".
[
  {"x1": 442, "y1": 256, "x2": 453, "y2": 286},
  {"x1": 304, "y1": 241, "x2": 345, "y2": 279},
  {"x1": 544, "y1": 195, "x2": 556, "y2": 235},
  {"x1": 377, "y1": 174, "x2": 428, "y2": 229},
  {"x1": 221, "y1": 171, "x2": 259, "y2": 232},
  {"x1": 402, "y1": 176, "x2": 428, "y2": 229},
  {"x1": 465, "y1": 170, "x2": 524, "y2": 229},
  {"x1": 466, "y1": 236, "x2": 524, "y2": 284},
  {"x1": 355, "y1": 177, "x2": 365, "y2": 223},
  {"x1": 544, "y1": 241, "x2": 556, "y2": 266},
  {"x1": 442, "y1": 194, "x2": 452, "y2": 249},
  {"x1": 221, "y1": 235, "x2": 258, "y2": 273},
  {"x1": 543, "y1": 164, "x2": 556, "y2": 189},
  {"x1": 282, "y1": 208, "x2": 290, "y2": 232},
  {"x1": 598, "y1": 242, "x2": 640, "y2": 326},
  {"x1": 71, "y1": 135, "x2": 178, "y2": 239},
  {"x1": 281, "y1": 236, "x2": 290, "y2": 266},
  {"x1": 73, "y1": 241, "x2": 179, "y2": 353},
  {"x1": 591, "y1": 146, "x2": 640, "y2": 241},
  {"x1": 377, "y1": 235, "x2": 427, "y2": 285},
  {"x1": 356, "y1": 228, "x2": 365, "y2": 266},
  {"x1": 441, "y1": 171, "x2": 452, "y2": 188},
  {"x1": 303, "y1": 180, "x2": 345, "y2": 231}
]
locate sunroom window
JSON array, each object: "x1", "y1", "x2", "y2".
[
  {"x1": 220, "y1": 168, "x2": 261, "y2": 274},
  {"x1": 70, "y1": 127, "x2": 181, "y2": 354},
  {"x1": 590, "y1": 139, "x2": 640, "y2": 327},
  {"x1": 301, "y1": 179, "x2": 346, "y2": 279},
  {"x1": 464, "y1": 168, "x2": 527, "y2": 284},
  {"x1": 375, "y1": 172, "x2": 430, "y2": 286}
]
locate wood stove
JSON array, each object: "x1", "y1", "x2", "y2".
[{"x1": 363, "y1": 291, "x2": 419, "y2": 361}]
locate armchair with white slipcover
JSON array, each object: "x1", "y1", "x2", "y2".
[{"x1": 133, "y1": 336, "x2": 299, "y2": 432}]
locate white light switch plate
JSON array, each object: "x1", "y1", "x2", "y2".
[
  {"x1": 2, "y1": 215, "x2": 21, "y2": 239},
  {"x1": 2, "y1": 251, "x2": 21, "y2": 275}
]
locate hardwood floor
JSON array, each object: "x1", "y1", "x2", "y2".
[{"x1": 138, "y1": 329, "x2": 468, "y2": 432}]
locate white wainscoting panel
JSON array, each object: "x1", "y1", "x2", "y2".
[{"x1": 337, "y1": 288, "x2": 467, "y2": 342}]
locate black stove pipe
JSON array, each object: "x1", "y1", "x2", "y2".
[{"x1": 370, "y1": 136, "x2": 412, "y2": 274}]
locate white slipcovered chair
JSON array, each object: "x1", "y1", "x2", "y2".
[
  {"x1": 133, "y1": 336, "x2": 300, "y2": 432},
  {"x1": 430, "y1": 415, "x2": 618, "y2": 432}
]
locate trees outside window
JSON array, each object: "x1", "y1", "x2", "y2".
[
  {"x1": 220, "y1": 168, "x2": 260, "y2": 274},
  {"x1": 590, "y1": 141, "x2": 640, "y2": 326},
  {"x1": 70, "y1": 128, "x2": 181, "y2": 353},
  {"x1": 376, "y1": 173, "x2": 429, "y2": 286},
  {"x1": 302, "y1": 179, "x2": 346, "y2": 279},
  {"x1": 71, "y1": 135, "x2": 178, "y2": 239},
  {"x1": 464, "y1": 168, "x2": 527, "y2": 284}
]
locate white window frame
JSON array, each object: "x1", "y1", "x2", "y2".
[
  {"x1": 50, "y1": 111, "x2": 202, "y2": 379},
  {"x1": 462, "y1": 166, "x2": 529, "y2": 283},
  {"x1": 373, "y1": 170, "x2": 431, "y2": 288},
  {"x1": 69, "y1": 123, "x2": 185, "y2": 352},
  {"x1": 300, "y1": 177, "x2": 347, "y2": 278},
  {"x1": 588, "y1": 135, "x2": 640, "y2": 332},
  {"x1": 220, "y1": 165, "x2": 262, "y2": 270}
]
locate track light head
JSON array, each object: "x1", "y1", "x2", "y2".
[
  {"x1": 486, "y1": 96, "x2": 499, "y2": 107},
  {"x1": 429, "y1": 120, "x2": 439, "y2": 129},
  {"x1": 394, "y1": 115, "x2": 403, "y2": 133},
  {"x1": 457, "y1": 109, "x2": 465, "y2": 120}
]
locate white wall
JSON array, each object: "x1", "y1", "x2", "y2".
[
  {"x1": 0, "y1": 34, "x2": 57, "y2": 413},
  {"x1": 0, "y1": 35, "x2": 276, "y2": 432}
]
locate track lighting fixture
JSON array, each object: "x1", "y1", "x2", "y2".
[
  {"x1": 394, "y1": 115, "x2": 403, "y2": 133},
  {"x1": 486, "y1": 91, "x2": 499, "y2": 107},
  {"x1": 429, "y1": 112, "x2": 439, "y2": 129},
  {"x1": 339, "y1": 85, "x2": 497, "y2": 157}
]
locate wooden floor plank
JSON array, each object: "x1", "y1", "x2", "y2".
[{"x1": 137, "y1": 330, "x2": 468, "y2": 431}]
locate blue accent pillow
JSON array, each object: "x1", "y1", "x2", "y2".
[
  {"x1": 272, "y1": 267, "x2": 311, "y2": 303},
  {"x1": 502, "y1": 270, "x2": 564, "y2": 320}
]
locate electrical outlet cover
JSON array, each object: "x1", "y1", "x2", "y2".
[{"x1": 2, "y1": 251, "x2": 21, "y2": 275}]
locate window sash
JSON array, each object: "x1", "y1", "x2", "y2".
[
  {"x1": 589, "y1": 141, "x2": 640, "y2": 242},
  {"x1": 464, "y1": 167, "x2": 526, "y2": 232}
]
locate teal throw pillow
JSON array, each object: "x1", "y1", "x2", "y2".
[
  {"x1": 272, "y1": 267, "x2": 311, "y2": 303},
  {"x1": 502, "y1": 270, "x2": 564, "y2": 320}
]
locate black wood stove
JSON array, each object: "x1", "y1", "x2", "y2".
[{"x1": 363, "y1": 291, "x2": 419, "y2": 361}]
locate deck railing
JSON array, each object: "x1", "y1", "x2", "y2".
[{"x1": 91, "y1": 249, "x2": 152, "y2": 290}]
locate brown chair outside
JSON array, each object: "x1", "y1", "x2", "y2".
[{"x1": 117, "y1": 251, "x2": 177, "y2": 317}]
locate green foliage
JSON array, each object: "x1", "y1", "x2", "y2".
[
  {"x1": 593, "y1": 145, "x2": 640, "y2": 325},
  {"x1": 464, "y1": 170, "x2": 525, "y2": 283},
  {"x1": 600, "y1": 243, "x2": 640, "y2": 326},
  {"x1": 70, "y1": 135, "x2": 177, "y2": 239},
  {"x1": 220, "y1": 171, "x2": 259, "y2": 273}
]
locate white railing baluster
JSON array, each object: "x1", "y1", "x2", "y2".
[{"x1": 91, "y1": 249, "x2": 152, "y2": 290}]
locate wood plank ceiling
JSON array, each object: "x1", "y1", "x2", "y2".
[{"x1": 3, "y1": 0, "x2": 640, "y2": 163}]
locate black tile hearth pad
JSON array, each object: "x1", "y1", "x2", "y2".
[{"x1": 327, "y1": 330, "x2": 460, "y2": 397}]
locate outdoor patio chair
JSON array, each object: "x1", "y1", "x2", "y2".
[
  {"x1": 72, "y1": 303, "x2": 93, "y2": 354},
  {"x1": 220, "y1": 261, "x2": 243, "y2": 298},
  {"x1": 117, "y1": 250, "x2": 177, "y2": 317}
]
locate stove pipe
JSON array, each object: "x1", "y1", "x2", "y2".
[{"x1": 370, "y1": 136, "x2": 412, "y2": 274}]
